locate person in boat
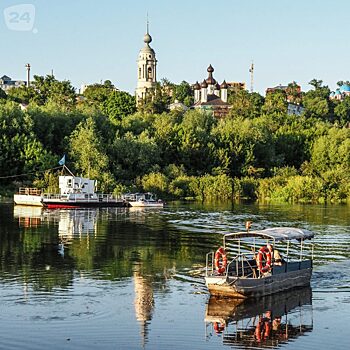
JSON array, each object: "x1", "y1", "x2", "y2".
[{"x1": 267, "y1": 243, "x2": 283, "y2": 266}]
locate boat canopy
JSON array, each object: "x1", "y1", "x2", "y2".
[{"x1": 224, "y1": 227, "x2": 314, "y2": 242}]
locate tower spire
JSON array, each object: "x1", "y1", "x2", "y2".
[
  {"x1": 143, "y1": 13, "x2": 152, "y2": 45},
  {"x1": 249, "y1": 61, "x2": 254, "y2": 93},
  {"x1": 146, "y1": 12, "x2": 149, "y2": 34}
]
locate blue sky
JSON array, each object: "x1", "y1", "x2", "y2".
[{"x1": 1, "y1": 0, "x2": 349, "y2": 94}]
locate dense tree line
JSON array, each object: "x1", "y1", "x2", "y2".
[{"x1": 0, "y1": 75, "x2": 349, "y2": 203}]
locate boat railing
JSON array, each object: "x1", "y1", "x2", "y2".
[
  {"x1": 18, "y1": 187, "x2": 42, "y2": 196},
  {"x1": 97, "y1": 193, "x2": 122, "y2": 202},
  {"x1": 43, "y1": 193, "x2": 61, "y2": 200},
  {"x1": 206, "y1": 252, "x2": 257, "y2": 278},
  {"x1": 226, "y1": 254, "x2": 258, "y2": 278},
  {"x1": 205, "y1": 252, "x2": 214, "y2": 277},
  {"x1": 42, "y1": 193, "x2": 122, "y2": 202}
]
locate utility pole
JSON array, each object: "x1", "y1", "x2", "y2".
[
  {"x1": 249, "y1": 61, "x2": 254, "y2": 93},
  {"x1": 25, "y1": 63, "x2": 31, "y2": 87}
]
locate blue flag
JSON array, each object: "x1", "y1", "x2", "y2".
[{"x1": 58, "y1": 154, "x2": 66, "y2": 166}]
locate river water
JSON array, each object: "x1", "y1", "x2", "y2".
[{"x1": 0, "y1": 202, "x2": 349, "y2": 349}]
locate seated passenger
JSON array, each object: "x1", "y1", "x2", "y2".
[{"x1": 267, "y1": 243, "x2": 283, "y2": 266}]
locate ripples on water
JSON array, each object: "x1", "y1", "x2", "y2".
[{"x1": 0, "y1": 202, "x2": 349, "y2": 349}]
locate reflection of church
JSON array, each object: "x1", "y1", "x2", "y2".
[{"x1": 133, "y1": 265, "x2": 154, "y2": 347}]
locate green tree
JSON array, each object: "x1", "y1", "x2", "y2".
[
  {"x1": 6, "y1": 86, "x2": 36, "y2": 104},
  {"x1": 103, "y1": 90, "x2": 137, "y2": 124},
  {"x1": 172, "y1": 81, "x2": 194, "y2": 106},
  {"x1": 69, "y1": 117, "x2": 114, "y2": 191},
  {"x1": 0, "y1": 102, "x2": 54, "y2": 181},
  {"x1": 0, "y1": 88, "x2": 7, "y2": 100},
  {"x1": 309, "y1": 79, "x2": 323, "y2": 90},
  {"x1": 30, "y1": 75, "x2": 76, "y2": 109},
  {"x1": 211, "y1": 116, "x2": 273, "y2": 177},
  {"x1": 82, "y1": 80, "x2": 115, "y2": 106},
  {"x1": 110, "y1": 132, "x2": 161, "y2": 181},
  {"x1": 176, "y1": 110, "x2": 216, "y2": 175},
  {"x1": 310, "y1": 127, "x2": 350, "y2": 174},
  {"x1": 28, "y1": 107, "x2": 85, "y2": 156},
  {"x1": 303, "y1": 94, "x2": 329, "y2": 119},
  {"x1": 262, "y1": 90, "x2": 287, "y2": 115},
  {"x1": 228, "y1": 90, "x2": 264, "y2": 118},
  {"x1": 334, "y1": 96, "x2": 350, "y2": 125},
  {"x1": 138, "y1": 82, "x2": 171, "y2": 114}
]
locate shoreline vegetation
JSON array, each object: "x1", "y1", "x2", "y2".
[{"x1": 1, "y1": 76, "x2": 349, "y2": 204}]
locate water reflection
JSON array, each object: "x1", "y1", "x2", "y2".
[
  {"x1": 2, "y1": 203, "x2": 350, "y2": 349},
  {"x1": 134, "y1": 264, "x2": 154, "y2": 347},
  {"x1": 205, "y1": 287, "x2": 313, "y2": 349},
  {"x1": 14, "y1": 205, "x2": 47, "y2": 227},
  {"x1": 12, "y1": 205, "x2": 166, "y2": 347}
]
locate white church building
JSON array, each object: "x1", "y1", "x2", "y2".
[{"x1": 135, "y1": 24, "x2": 157, "y2": 103}]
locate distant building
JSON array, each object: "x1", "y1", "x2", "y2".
[
  {"x1": 135, "y1": 24, "x2": 157, "y2": 103},
  {"x1": 0, "y1": 75, "x2": 26, "y2": 91},
  {"x1": 287, "y1": 103, "x2": 305, "y2": 116},
  {"x1": 169, "y1": 99, "x2": 188, "y2": 111},
  {"x1": 266, "y1": 83, "x2": 302, "y2": 102},
  {"x1": 192, "y1": 65, "x2": 230, "y2": 118},
  {"x1": 226, "y1": 82, "x2": 245, "y2": 91},
  {"x1": 330, "y1": 84, "x2": 350, "y2": 101},
  {"x1": 79, "y1": 84, "x2": 89, "y2": 95}
]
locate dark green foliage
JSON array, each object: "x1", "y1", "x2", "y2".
[
  {"x1": 0, "y1": 102, "x2": 55, "y2": 182},
  {"x1": 103, "y1": 91, "x2": 137, "y2": 124},
  {"x1": 1, "y1": 75, "x2": 350, "y2": 203},
  {"x1": 82, "y1": 80, "x2": 115, "y2": 106},
  {"x1": 0, "y1": 88, "x2": 7, "y2": 100},
  {"x1": 172, "y1": 81, "x2": 194, "y2": 106}
]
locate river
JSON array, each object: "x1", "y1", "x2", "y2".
[{"x1": 0, "y1": 202, "x2": 349, "y2": 349}]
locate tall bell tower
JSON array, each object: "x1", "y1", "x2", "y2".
[{"x1": 135, "y1": 20, "x2": 157, "y2": 103}]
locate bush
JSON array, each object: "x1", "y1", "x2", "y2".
[
  {"x1": 168, "y1": 175, "x2": 194, "y2": 198},
  {"x1": 189, "y1": 174, "x2": 233, "y2": 201},
  {"x1": 233, "y1": 177, "x2": 258, "y2": 200},
  {"x1": 140, "y1": 172, "x2": 169, "y2": 197}
]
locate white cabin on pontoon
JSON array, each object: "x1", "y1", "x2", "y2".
[{"x1": 59, "y1": 176, "x2": 96, "y2": 195}]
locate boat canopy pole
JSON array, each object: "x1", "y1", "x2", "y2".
[
  {"x1": 286, "y1": 241, "x2": 290, "y2": 262},
  {"x1": 300, "y1": 240, "x2": 304, "y2": 261}
]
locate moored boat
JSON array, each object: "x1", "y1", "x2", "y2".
[
  {"x1": 205, "y1": 224, "x2": 314, "y2": 298},
  {"x1": 14, "y1": 174, "x2": 126, "y2": 209},
  {"x1": 122, "y1": 192, "x2": 164, "y2": 208}
]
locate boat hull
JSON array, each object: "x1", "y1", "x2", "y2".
[
  {"x1": 13, "y1": 194, "x2": 126, "y2": 208},
  {"x1": 14, "y1": 194, "x2": 43, "y2": 207},
  {"x1": 205, "y1": 268, "x2": 312, "y2": 298},
  {"x1": 44, "y1": 200, "x2": 127, "y2": 209}
]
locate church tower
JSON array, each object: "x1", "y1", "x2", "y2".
[{"x1": 136, "y1": 21, "x2": 157, "y2": 103}]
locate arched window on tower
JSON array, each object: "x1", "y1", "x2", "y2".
[
  {"x1": 148, "y1": 67, "x2": 153, "y2": 81},
  {"x1": 138, "y1": 68, "x2": 141, "y2": 79}
]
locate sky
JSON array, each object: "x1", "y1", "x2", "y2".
[{"x1": 1, "y1": 0, "x2": 349, "y2": 95}]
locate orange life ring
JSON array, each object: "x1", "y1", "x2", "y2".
[
  {"x1": 213, "y1": 321, "x2": 225, "y2": 334},
  {"x1": 255, "y1": 317, "x2": 271, "y2": 342},
  {"x1": 214, "y1": 247, "x2": 227, "y2": 274},
  {"x1": 256, "y1": 246, "x2": 272, "y2": 274}
]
